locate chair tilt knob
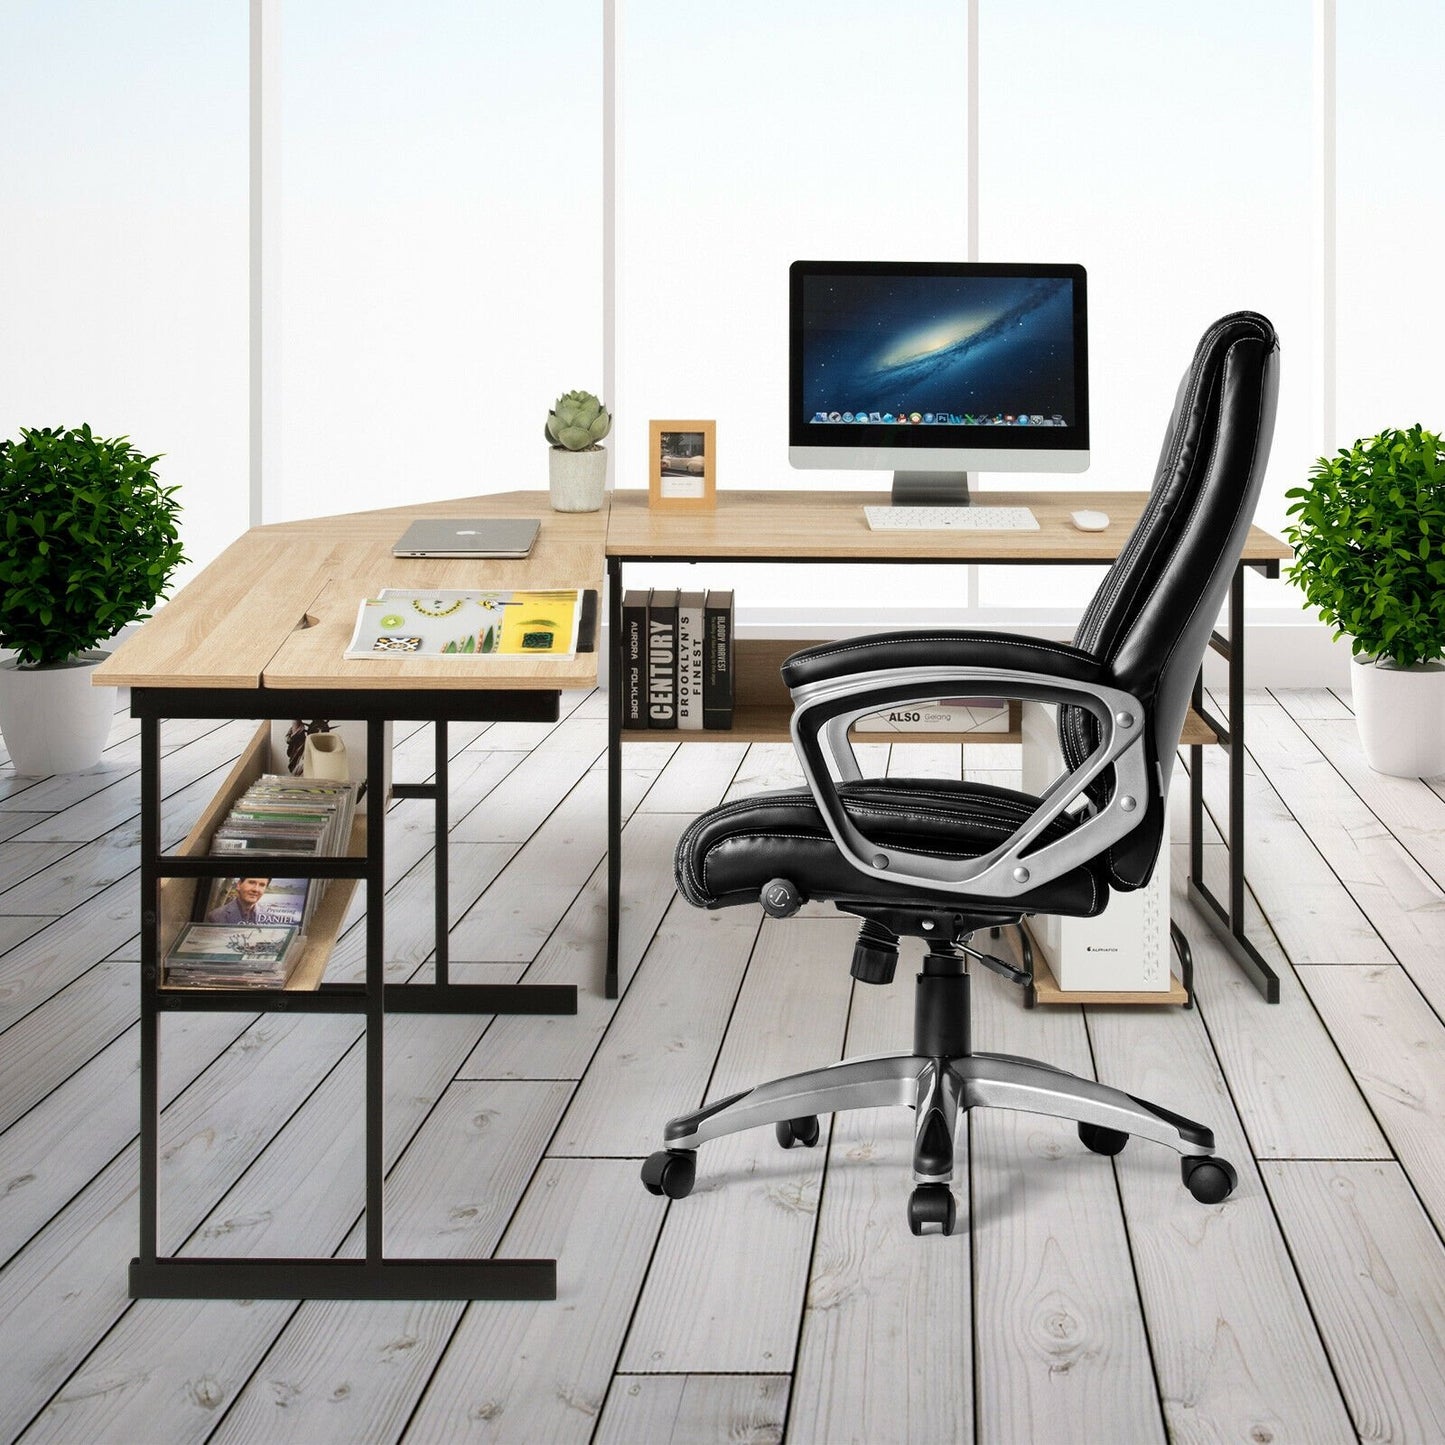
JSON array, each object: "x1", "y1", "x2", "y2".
[
  {"x1": 851, "y1": 919, "x2": 900, "y2": 986},
  {"x1": 760, "y1": 879, "x2": 804, "y2": 918}
]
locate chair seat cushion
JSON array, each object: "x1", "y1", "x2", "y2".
[{"x1": 674, "y1": 777, "x2": 1109, "y2": 918}]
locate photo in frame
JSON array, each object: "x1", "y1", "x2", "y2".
[{"x1": 649, "y1": 420, "x2": 716, "y2": 511}]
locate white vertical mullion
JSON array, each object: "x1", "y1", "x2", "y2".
[
  {"x1": 1312, "y1": 0, "x2": 1336, "y2": 455},
  {"x1": 966, "y1": 0, "x2": 979, "y2": 266},
  {"x1": 966, "y1": 0, "x2": 981, "y2": 608},
  {"x1": 249, "y1": 0, "x2": 281, "y2": 527},
  {"x1": 603, "y1": 0, "x2": 620, "y2": 491}
]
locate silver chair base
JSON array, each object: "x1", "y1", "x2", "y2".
[
  {"x1": 662, "y1": 1048, "x2": 1217, "y2": 1184},
  {"x1": 643, "y1": 956, "x2": 1236, "y2": 1227}
]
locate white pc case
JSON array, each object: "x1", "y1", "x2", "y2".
[{"x1": 1020, "y1": 702, "x2": 1171, "y2": 991}]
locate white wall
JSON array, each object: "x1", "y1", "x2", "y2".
[
  {"x1": 0, "y1": 2, "x2": 249, "y2": 589},
  {"x1": 975, "y1": 0, "x2": 1313, "y2": 615},
  {"x1": 1335, "y1": 0, "x2": 1445, "y2": 446},
  {"x1": 275, "y1": 1, "x2": 602, "y2": 522},
  {"x1": 617, "y1": 0, "x2": 975, "y2": 612}
]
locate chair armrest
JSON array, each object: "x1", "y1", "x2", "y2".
[{"x1": 785, "y1": 636, "x2": 1151, "y2": 902}]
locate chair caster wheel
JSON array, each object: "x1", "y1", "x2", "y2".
[
  {"x1": 775, "y1": 1116, "x2": 821, "y2": 1149},
  {"x1": 907, "y1": 1184, "x2": 957, "y2": 1237},
  {"x1": 641, "y1": 1149, "x2": 696, "y2": 1199},
  {"x1": 1181, "y1": 1154, "x2": 1237, "y2": 1204},
  {"x1": 1078, "y1": 1121, "x2": 1129, "y2": 1156}
]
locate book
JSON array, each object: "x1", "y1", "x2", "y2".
[
  {"x1": 344, "y1": 588, "x2": 584, "y2": 660},
  {"x1": 703, "y1": 589, "x2": 734, "y2": 730},
  {"x1": 197, "y1": 875, "x2": 310, "y2": 929},
  {"x1": 165, "y1": 921, "x2": 301, "y2": 988},
  {"x1": 621, "y1": 589, "x2": 649, "y2": 729},
  {"x1": 210, "y1": 832, "x2": 326, "y2": 856},
  {"x1": 646, "y1": 588, "x2": 680, "y2": 729},
  {"x1": 853, "y1": 698, "x2": 1012, "y2": 733},
  {"x1": 246, "y1": 775, "x2": 358, "y2": 855},
  {"x1": 676, "y1": 590, "x2": 706, "y2": 730}
]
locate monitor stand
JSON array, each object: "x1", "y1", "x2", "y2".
[{"x1": 891, "y1": 470, "x2": 971, "y2": 506}]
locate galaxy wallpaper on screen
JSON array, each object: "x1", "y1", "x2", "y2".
[{"x1": 802, "y1": 275, "x2": 1076, "y2": 426}]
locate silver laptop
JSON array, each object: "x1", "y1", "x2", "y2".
[{"x1": 392, "y1": 517, "x2": 541, "y2": 559}]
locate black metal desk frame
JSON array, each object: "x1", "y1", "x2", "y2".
[
  {"x1": 1187, "y1": 565, "x2": 1281, "y2": 1002},
  {"x1": 131, "y1": 685, "x2": 578, "y2": 1302},
  {"x1": 604, "y1": 553, "x2": 1282, "y2": 1005}
]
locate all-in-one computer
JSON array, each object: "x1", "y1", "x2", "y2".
[{"x1": 789, "y1": 260, "x2": 1090, "y2": 529}]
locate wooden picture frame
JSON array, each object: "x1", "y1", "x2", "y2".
[{"x1": 649, "y1": 420, "x2": 716, "y2": 511}]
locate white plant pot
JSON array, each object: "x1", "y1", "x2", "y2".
[
  {"x1": 548, "y1": 447, "x2": 608, "y2": 512},
  {"x1": 0, "y1": 652, "x2": 117, "y2": 776},
  {"x1": 1350, "y1": 654, "x2": 1445, "y2": 778}
]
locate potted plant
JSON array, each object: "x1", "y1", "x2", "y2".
[
  {"x1": 1284, "y1": 424, "x2": 1445, "y2": 777},
  {"x1": 0, "y1": 424, "x2": 186, "y2": 775},
  {"x1": 545, "y1": 390, "x2": 612, "y2": 512}
]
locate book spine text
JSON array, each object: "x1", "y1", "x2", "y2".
[
  {"x1": 703, "y1": 590, "x2": 734, "y2": 730},
  {"x1": 647, "y1": 589, "x2": 679, "y2": 729}
]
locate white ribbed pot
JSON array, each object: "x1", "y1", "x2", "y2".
[
  {"x1": 1350, "y1": 654, "x2": 1445, "y2": 778},
  {"x1": 548, "y1": 447, "x2": 608, "y2": 512},
  {"x1": 0, "y1": 652, "x2": 116, "y2": 776}
]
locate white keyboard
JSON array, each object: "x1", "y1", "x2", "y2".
[{"x1": 864, "y1": 505, "x2": 1040, "y2": 532}]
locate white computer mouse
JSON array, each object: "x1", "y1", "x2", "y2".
[{"x1": 1070, "y1": 509, "x2": 1110, "y2": 532}]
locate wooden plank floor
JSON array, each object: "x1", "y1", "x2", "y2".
[{"x1": 3, "y1": 687, "x2": 1445, "y2": 1443}]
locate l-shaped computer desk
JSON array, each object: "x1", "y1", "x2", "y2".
[{"x1": 96, "y1": 486, "x2": 1287, "y2": 1300}]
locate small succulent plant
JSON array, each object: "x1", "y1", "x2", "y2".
[{"x1": 545, "y1": 391, "x2": 612, "y2": 451}]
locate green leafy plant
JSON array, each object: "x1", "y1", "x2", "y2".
[
  {"x1": 1284, "y1": 425, "x2": 1445, "y2": 668},
  {"x1": 0, "y1": 424, "x2": 187, "y2": 667},
  {"x1": 545, "y1": 391, "x2": 612, "y2": 451}
]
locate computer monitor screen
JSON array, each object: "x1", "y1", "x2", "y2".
[{"x1": 789, "y1": 260, "x2": 1089, "y2": 503}]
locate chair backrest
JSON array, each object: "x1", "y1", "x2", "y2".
[{"x1": 1059, "y1": 311, "x2": 1280, "y2": 890}]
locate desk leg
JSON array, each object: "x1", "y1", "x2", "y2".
[
  {"x1": 138, "y1": 715, "x2": 161, "y2": 1271},
  {"x1": 366, "y1": 717, "x2": 387, "y2": 1266},
  {"x1": 390, "y1": 722, "x2": 574, "y2": 1014},
  {"x1": 606, "y1": 556, "x2": 623, "y2": 999},
  {"x1": 434, "y1": 718, "x2": 449, "y2": 988},
  {"x1": 1186, "y1": 564, "x2": 1281, "y2": 1002}
]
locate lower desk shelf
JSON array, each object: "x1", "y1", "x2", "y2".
[
  {"x1": 1030, "y1": 954, "x2": 1190, "y2": 1007},
  {"x1": 158, "y1": 721, "x2": 364, "y2": 994},
  {"x1": 626, "y1": 637, "x2": 1215, "y2": 746}
]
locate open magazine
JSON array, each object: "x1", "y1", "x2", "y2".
[{"x1": 344, "y1": 588, "x2": 584, "y2": 661}]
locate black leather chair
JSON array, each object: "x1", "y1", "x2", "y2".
[{"x1": 642, "y1": 312, "x2": 1280, "y2": 1235}]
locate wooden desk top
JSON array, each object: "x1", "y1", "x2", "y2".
[
  {"x1": 97, "y1": 485, "x2": 1290, "y2": 690},
  {"x1": 605, "y1": 488, "x2": 1292, "y2": 566},
  {"x1": 94, "y1": 492, "x2": 606, "y2": 691}
]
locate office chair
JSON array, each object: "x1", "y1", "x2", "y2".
[{"x1": 642, "y1": 312, "x2": 1279, "y2": 1235}]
